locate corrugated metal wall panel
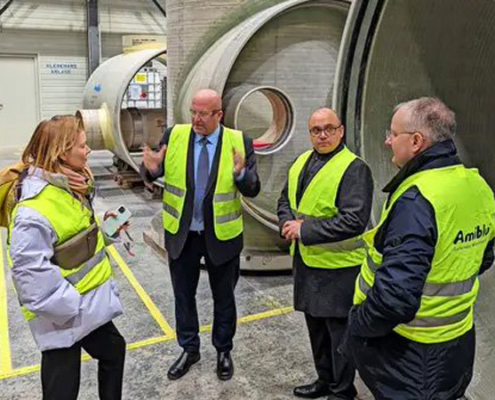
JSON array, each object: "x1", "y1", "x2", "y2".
[
  {"x1": 39, "y1": 56, "x2": 88, "y2": 118},
  {"x1": 0, "y1": 1, "x2": 166, "y2": 35},
  {"x1": 102, "y1": 34, "x2": 127, "y2": 58},
  {"x1": 0, "y1": 29, "x2": 86, "y2": 56},
  {"x1": 0, "y1": 1, "x2": 86, "y2": 32},
  {"x1": 0, "y1": 29, "x2": 87, "y2": 119}
]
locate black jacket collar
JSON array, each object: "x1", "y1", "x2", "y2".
[
  {"x1": 383, "y1": 139, "x2": 461, "y2": 194},
  {"x1": 312, "y1": 141, "x2": 345, "y2": 161}
]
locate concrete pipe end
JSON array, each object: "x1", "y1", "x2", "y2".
[
  {"x1": 223, "y1": 85, "x2": 295, "y2": 155},
  {"x1": 76, "y1": 103, "x2": 114, "y2": 151}
]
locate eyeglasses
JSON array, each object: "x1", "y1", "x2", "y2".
[
  {"x1": 189, "y1": 109, "x2": 221, "y2": 119},
  {"x1": 309, "y1": 124, "x2": 342, "y2": 137},
  {"x1": 385, "y1": 129, "x2": 422, "y2": 139}
]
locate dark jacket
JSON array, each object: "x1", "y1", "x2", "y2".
[
  {"x1": 346, "y1": 139, "x2": 494, "y2": 400},
  {"x1": 277, "y1": 143, "x2": 374, "y2": 317},
  {"x1": 141, "y1": 125, "x2": 260, "y2": 266}
]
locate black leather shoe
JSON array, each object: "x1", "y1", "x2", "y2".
[
  {"x1": 217, "y1": 351, "x2": 234, "y2": 381},
  {"x1": 293, "y1": 380, "x2": 331, "y2": 398},
  {"x1": 167, "y1": 351, "x2": 200, "y2": 380}
]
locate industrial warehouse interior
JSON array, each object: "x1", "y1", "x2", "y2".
[{"x1": 1, "y1": 1, "x2": 495, "y2": 399}]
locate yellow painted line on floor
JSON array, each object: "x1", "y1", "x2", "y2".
[
  {"x1": 0, "y1": 364, "x2": 40, "y2": 380},
  {"x1": 0, "y1": 305, "x2": 293, "y2": 381},
  {"x1": 125, "y1": 334, "x2": 175, "y2": 350},
  {"x1": 106, "y1": 245, "x2": 176, "y2": 338},
  {"x1": 0, "y1": 335, "x2": 178, "y2": 380},
  {"x1": 0, "y1": 231, "x2": 13, "y2": 375},
  {"x1": 199, "y1": 306, "x2": 294, "y2": 333}
]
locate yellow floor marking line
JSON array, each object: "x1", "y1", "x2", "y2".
[
  {"x1": 199, "y1": 306, "x2": 294, "y2": 333},
  {"x1": 0, "y1": 305, "x2": 294, "y2": 381},
  {"x1": 0, "y1": 231, "x2": 13, "y2": 375},
  {"x1": 0, "y1": 364, "x2": 40, "y2": 380},
  {"x1": 106, "y1": 245, "x2": 176, "y2": 338}
]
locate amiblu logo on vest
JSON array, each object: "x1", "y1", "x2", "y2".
[{"x1": 454, "y1": 225, "x2": 490, "y2": 246}]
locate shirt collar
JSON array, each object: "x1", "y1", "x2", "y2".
[{"x1": 195, "y1": 125, "x2": 221, "y2": 145}]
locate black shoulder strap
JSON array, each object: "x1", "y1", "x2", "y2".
[{"x1": 15, "y1": 168, "x2": 29, "y2": 202}]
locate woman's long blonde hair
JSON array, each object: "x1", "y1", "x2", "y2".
[{"x1": 22, "y1": 115, "x2": 85, "y2": 174}]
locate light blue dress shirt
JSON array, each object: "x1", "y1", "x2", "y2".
[
  {"x1": 190, "y1": 126, "x2": 219, "y2": 231},
  {"x1": 190, "y1": 125, "x2": 245, "y2": 231}
]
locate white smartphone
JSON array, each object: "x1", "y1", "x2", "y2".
[{"x1": 102, "y1": 205, "x2": 132, "y2": 237}]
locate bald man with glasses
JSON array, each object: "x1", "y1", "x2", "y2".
[
  {"x1": 141, "y1": 89, "x2": 260, "y2": 381},
  {"x1": 277, "y1": 108, "x2": 373, "y2": 400}
]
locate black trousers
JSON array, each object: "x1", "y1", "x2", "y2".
[
  {"x1": 41, "y1": 321, "x2": 126, "y2": 400},
  {"x1": 305, "y1": 314, "x2": 357, "y2": 399},
  {"x1": 169, "y1": 231, "x2": 240, "y2": 353},
  {"x1": 350, "y1": 329, "x2": 475, "y2": 400}
]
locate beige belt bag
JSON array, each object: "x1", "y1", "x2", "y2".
[{"x1": 52, "y1": 223, "x2": 99, "y2": 270}]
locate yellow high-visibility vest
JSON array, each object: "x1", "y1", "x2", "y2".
[
  {"x1": 354, "y1": 165, "x2": 495, "y2": 343},
  {"x1": 288, "y1": 146, "x2": 366, "y2": 269},
  {"x1": 9, "y1": 184, "x2": 113, "y2": 321},
  {"x1": 162, "y1": 124, "x2": 245, "y2": 240}
]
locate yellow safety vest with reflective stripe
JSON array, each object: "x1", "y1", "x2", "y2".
[
  {"x1": 9, "y1": 184, "x2": 113, "y2": 321},
  {"x1": 354, "y1": 165, "x2": 495, "y2": 344},
  {"x1": 288, "y1": 146, "x2": 366, "y2": 269},
  {"x1": 162, "y1": 124, "x2": 245, "y2": 241}
]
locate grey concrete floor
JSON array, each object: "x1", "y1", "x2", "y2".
[
  {"x1": 2, "y1": 151, "x2": 494, "y2": 399},
  {"x1": 0, "y1": 151, "x2": 372, "y2": 400}
]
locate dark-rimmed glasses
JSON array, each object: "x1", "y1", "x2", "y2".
[{"x1": 309, "y1": 124, "x2": 342, "y2": 137}]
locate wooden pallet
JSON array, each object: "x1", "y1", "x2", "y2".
[{"x1": 113, "y1": 171, "x2": 144, "y2": 189}]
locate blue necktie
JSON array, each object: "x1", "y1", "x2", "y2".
[{"x1": 193, "y1": 137, "x2": 210, "y2": 223}]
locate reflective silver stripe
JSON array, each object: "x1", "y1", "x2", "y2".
[
  {"x1": 164, "y1": 183, "x2": 185, "y2": 197},
  {"x1": 65, "y1": 248, "x2": 107, "y2": 285},
  {"x1": 423, "y1": 275, "x2": 477, "y2": 297},
  {"x1": 163, "y1": 203, "x2": 180, "y2": 219},
  {"x1": 367, "y1": 254, "x2": 380, "y2": 272},
  {"x1": 315, "y1": 237, "x2": 365, "y2": 252},
  {"x1": 406, "y1": 309, "x2": 471, "y2": 328},
  {"x1": 366, "y1": 255, "x2": 476, "y2": 297},
  {"x1": 214, "y1": 192, "x2": 238, "y2": 202},
  {"x1": 359, "y1": 274, "x2": 371, "y2": 295},
  {"x1": 216, "y1": 210, "x2": 242, "y2": 224}
]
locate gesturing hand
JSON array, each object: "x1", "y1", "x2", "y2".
[
  {"x1": 233, "y1": 149, "x2": 245, "y2": 177},
  {"x1": 143, "y1": 145, "x2": 167, "y2": 173},
  {"x1": 282, "y1": 219, "x2": 303, "y2": 241}
]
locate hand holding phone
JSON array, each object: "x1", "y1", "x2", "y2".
[{"x1": 103, "y1": 206, "x2": 132, "y2": 238}]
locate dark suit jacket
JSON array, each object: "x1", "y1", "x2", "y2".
[
  {"x1": 277, "y1": 143, "x2": 374, "y2": 317},
  {"x1": 141, "y1": 125, "x2": 260, "y2": 266}
]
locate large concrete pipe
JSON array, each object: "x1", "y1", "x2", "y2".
[
  {"x1": 165, "y1": 0, "x2": 288, "y2": 126},
  {"x1": 170, "y1": 0, "x2": 349, "y2": 269},
  {"x1": 333, "y1": 0, "x2": 495, "y2": 396},
  {"x1": 334, "y1": 0, "x2": 495, "y2": 222},
  {"x1": 77, "y1": 48, "x2": 167, "y2": 171}
]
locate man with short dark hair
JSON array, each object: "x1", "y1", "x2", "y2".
[
  {"x1": 346, "y1": 97, "x2": 495, "y2": 399},
  {"x1": 278, "y1": 108, "x2": 373, "y2": 400}
]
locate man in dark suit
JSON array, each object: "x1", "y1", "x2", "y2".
[
  {"x1": 277, "y1": 108, "x2": 373, "y2": 399},
  {"x1": 141, "y1": 89, "x2": 260, "y2": 381}
]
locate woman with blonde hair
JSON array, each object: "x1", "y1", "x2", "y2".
[{"x1": 8, "y1": 115, "x2": 125, "y2": 400}]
